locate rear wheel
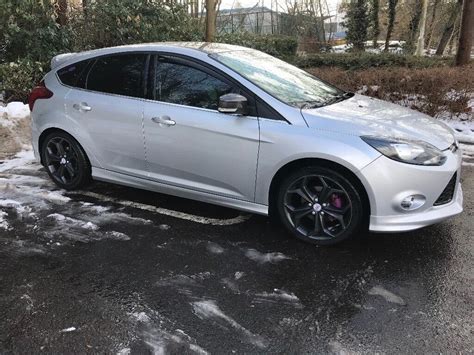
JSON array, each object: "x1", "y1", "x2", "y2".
[
  {"x1": 41, "y1": 131, "x2": 91, "y2": 190},
  {"x1": 276, "y1": 166, "x2": 364, "y2": 245}
]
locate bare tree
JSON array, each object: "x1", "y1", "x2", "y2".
[
  {"x1": 425, "y1": 0, "x2": 440, "y2": 49},
  {"x1": 205, "y1": 0, "x2": 219, "y2": 41},
  {"x1": 56, "y1": 0, "x2": 68, "y2": 26},
  {"x1": 82, "y1": 0, "x2": 89, "y2": 19},
  {"x1": 407, "y1": 0, "x2": 422, "y2": 52},
  {"x1": 384, "y1": 0, "x2": 398, "y2": 51},
  {"x1": 435, "y1": 0, "x2": 462, "y2": 55},
  {"x1": 415, "y1": 0, "x2": 429, "y2": 55},
  {"x1": 370, "y1": 0, "x2": 380, "y2": 47},
  {"x1": 456, "y1": 0, "x2": 474, "y2": 65}
]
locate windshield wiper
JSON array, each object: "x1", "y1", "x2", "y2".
[
  {"x1": 325, "y1": 92, "x2": 354, "y2": 105},
  {"x1": 297, "y1": 92, "x2": 354, "y2": 109},
  {"x1": 300, "y1": 101, "x2": 325, "y2": 109}
]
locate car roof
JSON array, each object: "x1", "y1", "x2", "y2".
[{"x1": 52, "y1": 42, "x2": 248, "y2": 70}]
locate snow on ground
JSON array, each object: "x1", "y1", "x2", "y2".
[
  {"x1": 0, "y1": 148, "x2": 156, "y2": 252},
  {"x1": 0, "y1": 102, "x2": 30, "y2": 127},
  {"x1": 192, "y1": 300, "x2": 267, "y2": 348}
]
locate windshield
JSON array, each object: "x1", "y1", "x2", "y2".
[{"x1": 210, "y1": 50, "x2": 347, "y2": 108}]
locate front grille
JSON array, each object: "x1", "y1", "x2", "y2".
[{"x1": 434, "y1": 172, "x2": 457, "y2": 206}]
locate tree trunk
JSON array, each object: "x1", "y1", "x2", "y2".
[
  {"x1": 56, "y1": 0, "x2": 68, "y2": 26},
  {"x1": 435, "y1": 0, "x2": 462, "y2": 55},
  {"x1": 384, "y1": 0, "x2": 398, "y2": 51},
  {"x1": 205, "y1": 0, "x2": 217, "y2": 41},
  {"x1": 82, "y1": 0, "x2": 89, "y2": 19},
  {"x1": 415, "y1": 0, "x2": 429, "y2": 55},
  {"x1": 317, "y1": 0, "x2": 327, "y2": 44},
  {"x1": 407, "y1": 0, "x2": 422, "y2": 52},
  {"x1": 425, "y1": 0, "x2": 439, "y2": 49},
  {"x1": 371, "y1": 0, "x2": 380, "y2": 47},
  {"x1": 456, "y1": 0, "x2": 474, "y2": 65}
]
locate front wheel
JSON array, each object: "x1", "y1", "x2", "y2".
[
  {"x1": 41, "y1": 131, "x2": 91, "y2": 190},
  {"x1": 276, "y1": 166, "x2": 365, "y2": 245}
]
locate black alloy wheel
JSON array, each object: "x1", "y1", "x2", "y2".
[
  {"x1": 41, "y1": 131, "x2": 91, "y2": 190},
  {"x1": 277, "y1": 166, "x2": 364, "y2": 245}
]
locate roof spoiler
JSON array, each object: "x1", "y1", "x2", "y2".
[{"x1": 51, "y1": 53, "x2": 77, "y2": 70}]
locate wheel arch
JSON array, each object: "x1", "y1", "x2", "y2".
[
  {"x1": 268, "y1": 158, "x2": 371, "y2": 220},
  {"x1": 38, "y1": 127, "x2": 90, "y2": 167}
]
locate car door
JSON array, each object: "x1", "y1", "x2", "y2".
[
  {"x1": 142, "y1": 55, "x2": 260, "y2": 201},
  {"x1": 64, "y1": 53, "x2": 148, "y2": 178}
]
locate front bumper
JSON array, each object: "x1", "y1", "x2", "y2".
[
  {"x1": 358, "y1": 148, "x2": 463, "y2": 233},
  {"x1": 369, "y1": 183, "x2": 463, "y2": 232}
]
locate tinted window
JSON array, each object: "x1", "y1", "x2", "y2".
[
  {"x1": 86, "y1": 54, "x2": 146, "y2": 98},
  {"x1": 57, "y1": 60, "x2": 90, "y2": 88},
  {"x1": 154, "y1": 60, "x2": 234, "y2": 110}
]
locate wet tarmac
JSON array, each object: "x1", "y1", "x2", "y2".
[{"x1": 0, "y1": 156, "x2": 472, "y2": 354}]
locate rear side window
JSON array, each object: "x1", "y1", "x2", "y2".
[
  {"x1": 57, "y1": 60, "x2": 90, "y2": 88},
  {"x1": 86, "y1": 54, "x2": 146, "y2": 98}
]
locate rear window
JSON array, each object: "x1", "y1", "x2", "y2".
[
  {"x1": 85, "y1": 54, "x2": 146, "y2": 98},
  {"x1": 57, "y1": 60, "x2": 90, "y2": 88}
]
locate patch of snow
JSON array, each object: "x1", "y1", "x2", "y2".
[
  {"x1": 255, "y1": 289, "x2": 300, "y2": 303},
  {"x1": 158, "y1": 224, "x2": 170, "y2": 230},
  {"x1": 234, "y1": 271, "x2": 245, "y2": 280},
  {"x1": 0, "y1": 150, "x2": 35, "y2": 173},
  {"x1": 105, "y1": 231, "x2": 130, "y2": 241},
  {"x1": 47, "y1": 213, "x2": 100, "y2": 231},
  {"x1": 144, "y1": 328, "x2": 209, "y2": 355},
  {"x1": 442, "y1": 119, "x2": 474, "y2": 144},
  {"x1": 207, "y1": 242, "x2": 224, "y2": 254},
  {"x1": 0, "y1": 198, "x2": 32, "y2": 216},
  {"x1": 20, "y1": 294, "x2": 34, "y2": 311},
  {"x1": 254, "y1": 289, "x2": 303, "y2": 308},
  {"x1": 368, "y1": 285, "x2": 406, "y2": 305},
  {"x1": 116, "y1": 348, "x2": 131, "y2": 355},
  {"x1": 129, "y1": 311, "x2": 151, "y2": 323},
  {"x1": 192, "y1": 300, "x2": 266, "y2": 349},
  {"x1": 59, "y1": 327, "x2": 77, "y2": 333},
  {"x1": 245, "y1": 248, "x2": 292, "y2": 264},
  {"x1": 6, "y1": 102, "x2": 30, "y2": 118},
  {"x1": 0, "y1": 102, "x2": 30, "y2": 128},
  {"x1": 0, "y1": 210, "x2": 11, "y2": 230}
]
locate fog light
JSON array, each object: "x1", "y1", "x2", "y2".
[{"x1": 400, "y1": 195, "x2": 426, "y2": 211}]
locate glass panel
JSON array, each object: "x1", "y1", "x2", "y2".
[
  {"x1": 155, "y1": 61, "x2": 234, "y2": 110},
  {"x1": 211, "y1": 50, "x2": 345, "y2": 107},
  {"x1": 57, "y1": 60, "x2": 90, "y2": 88},
  {"x1": 86, "y1": 54, "x2": 146, "y2": 98}
]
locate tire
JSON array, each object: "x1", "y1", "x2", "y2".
[
  {"x1": 41, "y1": 131, "x2": 91, "y2": 190},
  {"x1": 276, "y1": 166, "x2": 365, "y2": 245}
]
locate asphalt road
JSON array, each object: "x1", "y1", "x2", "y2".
[{"x1": 0, "y1": 157, "x2": 472, "y2": 354}]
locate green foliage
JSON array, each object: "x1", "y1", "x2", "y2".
[
  {"x1": 0, "y1": 60, "x2": 48, "y2": 102},
  {"x1": 216, "y1": 33, "x2": 298, "y2": 58},
  {"x1": 68, "y1": 0, "x2": 202, "y2": 50},
  {"x1": 294, "y1": 52, "x2": 452, "y2": 70},
  {"x1": 0, "y1": 0, "x2": 202, "y2": 102},
  {"x1": 0, "y1": 0, "x2": 72, "y2": 63},
  {"x1": 344, "y1": 0, "x2": 369, "y2": 51}
]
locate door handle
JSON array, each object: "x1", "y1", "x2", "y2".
[
  {"x1": 151, "y1": 116, "x2": 176, "y2": 126},
  {"x1": 73, "y1": 102, "x2": 92, "y2": 112}
]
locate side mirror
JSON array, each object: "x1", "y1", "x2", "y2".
[{"x1": 218, "y1": 93, "x2": 248, "y2": 115}]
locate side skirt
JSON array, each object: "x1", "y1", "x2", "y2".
[{"x1": 91, "y1": 167, "x2": 269, "y2": 216}]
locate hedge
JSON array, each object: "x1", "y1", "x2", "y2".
[
  {"x1": 293, "y1": 52, "x2": 453, "y2": 70},
  {"x1": 216, "y1": 33, "x2": 298, "y2": 58}
]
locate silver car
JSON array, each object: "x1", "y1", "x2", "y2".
[{"x1": 29, "y1": 43, "x2": 463, "y2": 245}]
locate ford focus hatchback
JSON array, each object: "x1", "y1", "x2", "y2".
[{"x1": 29, "y1": 43, "x2": 463, "y2": 245}]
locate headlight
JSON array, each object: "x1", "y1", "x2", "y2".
[{"x1": 361, "y1": 136, "x2": 446, "y2": 166}]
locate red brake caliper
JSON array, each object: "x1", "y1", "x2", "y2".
[{"x1": 330, "y1": 193, "x2": 343, "y2": 209}]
